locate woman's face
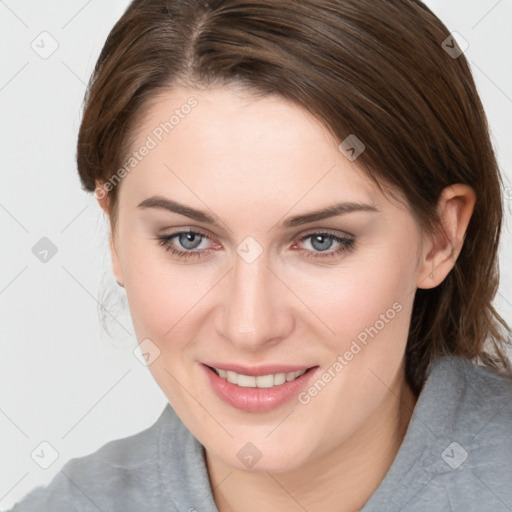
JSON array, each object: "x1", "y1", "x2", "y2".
[{"x1": 104, "y1": 85, "x2": 430, "y2": 473}]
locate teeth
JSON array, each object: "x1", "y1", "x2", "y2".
[
  {"x1": 255, "y1": 374, "x2": 274, "y2": 388},
  {"x1": 286, "y1": 371, "x2": 297, "y2": 381},
  {"x1": 274, "y1": 372, "x2": 286, "y2": 385},
  {"x1": 213, "y1": 368, "x2": 307, "y2": 388},
  {"x1": 238, "y1": 374, "x2": 256, "y2": 387},
  {"x1": 226, "y1": 370, "x2": 238, "y2": 384}
]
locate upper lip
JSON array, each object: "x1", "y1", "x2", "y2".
[{"x1": 202, "y1": 362, "x2": 317, "y2": 376}]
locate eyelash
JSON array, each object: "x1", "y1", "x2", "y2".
[{"x1": 155, "y1": 229, "x2": 355, "y2": 261}]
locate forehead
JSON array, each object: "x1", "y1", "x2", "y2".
[{"x1": 119, "y1": 86, "x2": 386, "y2": 213}]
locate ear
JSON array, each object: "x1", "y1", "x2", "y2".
[
  {"x1": 416, "y1": 184, "x2": 476, "y2": 289},
  {"x1": 95, "y1": 180, "x2": 125, "y2": 287}
]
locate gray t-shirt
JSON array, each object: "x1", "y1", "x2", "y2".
[{"x1": 7, "y1": 355, "x2": 512, "y2": 511}]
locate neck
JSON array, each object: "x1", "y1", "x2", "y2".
[{"x1": 206, "y1": 371, "x2": 418, "y2": 512}]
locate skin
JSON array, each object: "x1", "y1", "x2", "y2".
[{"x1": 96, "y1": 85, "x2": 476, "y2": 511}]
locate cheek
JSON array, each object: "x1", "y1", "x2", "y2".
[
  {"x1": 285, "y1": 251, "x2": 416, "y2": 445},
  {"x1": 121, "y1": 247, "x2": 212, "y2": 345},
  {"x1": 286, "y1": 245, "x2": 416, "y2": 353}
]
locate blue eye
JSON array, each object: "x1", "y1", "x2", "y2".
[
  {"x1": 155, "y1": 230, "x2": 355, "y2": 260},
  {"x1": 156, "y1": 230, "x2": 212, "y2": 260},
  {"x1": 296, "y1": 232, "x2": 355, "y2": 259}
]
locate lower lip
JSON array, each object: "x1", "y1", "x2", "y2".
[{"x1": 201, "y1": 364, "x2": 319, "y2": 413}]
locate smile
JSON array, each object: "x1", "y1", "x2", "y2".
[{"x1": 202, "y1": 363, "x2": 319, "y2": 413}]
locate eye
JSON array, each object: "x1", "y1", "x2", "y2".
[
  {"x1": 156, "y1": 229, "x2": 217, "y2": 260},
  {"x1": 293, "y1": 231, "x2": 355, "y2": 259}
]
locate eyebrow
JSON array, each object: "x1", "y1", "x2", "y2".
[{"x1": 137, "y1": 195, "x2": 379, "y2": 229}]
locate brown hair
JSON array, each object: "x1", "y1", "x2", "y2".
[{"x1": 76, "y1": 0, "x2": 511, "y2": 393}]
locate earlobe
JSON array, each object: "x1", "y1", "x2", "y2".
[
  {"x1": 417, "y1": 184, "x2": 476, "y2": 289},
  {"x1": 110, "y1": 235, "x2": 125, "y2": 289},
  {"x1": 95, "y1": 180, "x2": 110, "y2": 214}
]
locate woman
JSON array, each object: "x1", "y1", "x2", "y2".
[{"x1": 9, "y1": 0, "x2": 512, "y2": 510}]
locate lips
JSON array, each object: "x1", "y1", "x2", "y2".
[{"x1": 201, "y1": 362, "x2": 319, "y2": 413}]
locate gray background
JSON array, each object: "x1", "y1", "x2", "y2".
[{"x1": 0, "y1": 0, "x2": 511, "y2": 509}]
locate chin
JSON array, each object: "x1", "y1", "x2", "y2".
[{"x1": 212, "y1": 437, "x2": 314, "y2": 474}]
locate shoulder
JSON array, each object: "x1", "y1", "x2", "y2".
[
  {"x1": 421, "y1": 354, "x2": 512, "y2": 458},
  {"x1": 362, "y1": 355, "x2": 512, "y2": 512},
  {"x1": 7, "y1": 405, "x2": 182, "y2": 512},
  {"x1": 425, "y1": 354, "x2": 512, "y2": 435},
  {"x1": 416, "y1": 355, "x2": 512, "y2": 509}
]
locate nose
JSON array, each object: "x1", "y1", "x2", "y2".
[{"x1": 214, "y1": 251, "x2": 295, "y2": 352}]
